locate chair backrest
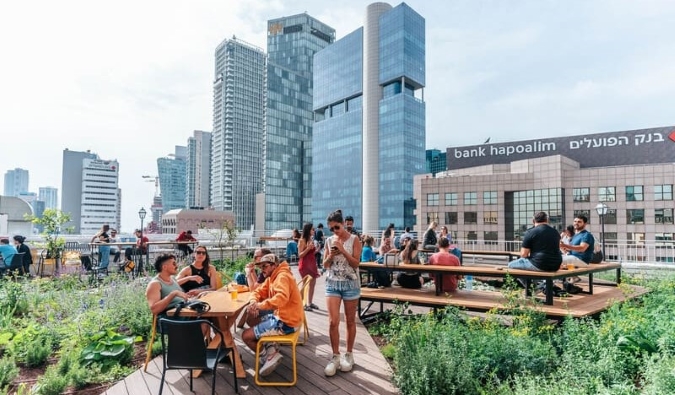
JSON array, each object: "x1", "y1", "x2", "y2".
[
  {"x1": 299, "y1": 275, "x2": 312, "y2": 305},
  {"x1": 159, "y1": 318, "x2": 222, "y2": 369},
  {"x1": 65, "y1": 242, "x2": 81, "y2": 251},
  {"x1": 215, "y1": 272, "x2": 223, "y2": 290}
]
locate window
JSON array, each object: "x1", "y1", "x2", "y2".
[
  {"x1": 627, "y1": 232, "x2": 645, "y2": 245},
  {"x1": 466, "y1": 231, "x2": 477, "y2": 245},
  {"x1": 573, "y1": 210, "x2": 591, "y2": 224},
  {"x1": 655, "y1": 184, "x2": 673, "y2": 200},
  {"x1": 427, "y1": 193, "x2": 439, "y2": 206},
  {"x1": 426, "y1": 212, "x2": 439, "y2": 225},
  {"x1": 484, "y1": 231, "x2": 498, "y2": 245},
  {"x1": 655, "y1": 208, "x2": 674, "y2": 224},
  {"x1": 483, "y1": 211, "x2": 497, "y2": 224},
  {"x1": 464, "y1": 211, "x2": 477, "y2": 224},
  {"x1": 573, "y1": 187, "x2": 590, "y2": 202},
  {"x1": 445, "y1": 193, "x2": 458, "y2": 206},
  {"x1": 598, "y1": 187, "x2": 616, "y2": 202},
  {"x1": 483, "y1": 191, "x2": 497, "y2": 205},
  {"x1": 625, "y1": 185, "x2": 643, "y2": 201},
  {"x1": 445, "y1": 212, "x2": 458, "y2": 225},
  {"x1": 604, "y1": 232, "x2": 618, "y2": 243},
  {"x1": 626, "y1": 209, "x2": 645, "y2": 224},
  {"x1": 655, "y1": 233, "x2": 674, "y2": 244},
  {"x1": 604, "y1": 209, "x2": 617, "y2": 224},
  {"x1": 464, "y1": 192, "x2": 477, "y2": 205}
]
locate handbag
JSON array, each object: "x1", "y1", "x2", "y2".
[{"x1": 174, "y1": 300, "x2": 211, "y2": 317}]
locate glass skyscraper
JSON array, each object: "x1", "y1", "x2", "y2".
[
  {"x1": 157, "y1": 146, "x2": 187, "y2": 213},
  {"x1": 263, "y1": 14, "x2": 335, "y2": 231},
  {"x1": 186, "y1": 130, "x2": 211, "y2": 209},
  {"x1": 312, "y1": 2, "x2": 425, "y2": 232}
]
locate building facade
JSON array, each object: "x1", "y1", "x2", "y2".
[
  {"x1": 3, "y1": 168, "x2": 29, "y2": 197},
  {"x1": 426, "y1": 149, "x2": 447, "y2": 176},
  {"x1": 186, "y1": 130, "x2": 211, "y2": 209},
  {"x1": 416, "y1": 126, "x2": 675, "y2": 262},
  {"x1": 38, "y1": 186, "x2": 58, "y2": 210},
  {"x1": 312, "y1": 2, "x2": 426, "y2": 232},
  {"x1": 61, "y1": 149, "x2": 99, "y2": 234},
  {"x1": 211, "y1": 38, "x2": 266, "y2": 230},
  {"x1": 262, "y1": 13, "x2": 335, "y2": 231},
  {"x1": 157, "y1": 146, "x2": 187, "y2": 214},
  {"x1": 80, "y1": 158, "x2": 120, "y2": 234}
]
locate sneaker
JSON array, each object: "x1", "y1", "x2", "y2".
[
  {"x1": 309, "y1": 303, "x2": 320, "y2": 310},
  {"x1": 340, "y1": 352, "x2": 354, "y2": 372},
  {"x1": 304, "y1": 305, "x2": 313, "y2": 312},
  {"x1": 259, "y1": 345, "x2": 283, "y2": 376},
  {"x1": 324, "y1": 354, "x2": 341, "y2": 376}
]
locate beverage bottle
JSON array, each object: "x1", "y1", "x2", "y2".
[{"x1": 465, "y1": 275, "x2": 473, "y2": 291}]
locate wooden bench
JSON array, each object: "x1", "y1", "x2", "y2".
[
  {"x1": 462, "y1": 249, "x2": 520, "y2": 262},
  {"x1": 359, "y1": 262, "x2": 622, "y2": 306}
]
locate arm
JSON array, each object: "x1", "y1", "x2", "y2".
[
  {"x1": 298, "y1": 239, "x2": 314, "y2": 258},
  {"x1": 257, "y1": 274, "x2": 293, "y2": 311},
  {"x1": 146, "y1": 281, "x2": 188, "y2": 316},
  {"x1": 560, "y1": 242, "x2": 589, "y2": 253},
  {"x1": 520, "y1": 247, "x2": 530, "y2": 258},
  {"x1": 334, "y1": 236, "x2": 361, "y2": 269},
  {"x1": 175, "y1": 266, "x2": 202, "y2": 286}
]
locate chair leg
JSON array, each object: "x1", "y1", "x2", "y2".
[
  {"x1": 144, "y1": 316, "x2": 158, "y2": 372},
  {"x1": 159, "y1": 369, "x2": 166, "y2": 395},
  {"x1": 190, "y1": 369, "x2": 193, "y2": 392},
  {"x1": 211, "y1": 366, "x2": 216, "y2": 395},
  {"x1": 231, "y1": 349, "x2": 238, "y2": 393}
]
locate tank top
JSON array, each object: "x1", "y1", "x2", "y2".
[
  {"x1": 181, "y1": 264, "x2": 211, "y2": 292},
  {"x1": 155, "y1": 275, "x2": 184, "y2": 311},
  {"x1": 326, "y1": 234, "x2": 359, "y2": 291}
]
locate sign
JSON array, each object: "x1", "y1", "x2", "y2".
[{"x1": 447, "y1": 126, "x2": 675, "y2": 170}]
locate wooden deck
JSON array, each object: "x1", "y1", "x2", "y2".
[{"x1": 103, "y1": 270, "x2": 398, "y2": 395}]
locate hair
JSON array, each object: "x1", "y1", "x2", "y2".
[
  {"x1": 327, "y1": 209, "x2": 343, "y2": 224},
  {"x1": 194, "y1": 245, "x2": 211, "y2": 270},
  {"x1": 383, "y1": 228, "x2": 392, "y2": 239},
  {"x1": 428, "y1": 221, "x2": 438, "y2": 229},
  {"x1": 186, "y1": 230, "x2": 192, "y2": 234},
  {"x1": 317, "y1": 223, "x2": 324, "y2": 229},
  {"x1": 441, "y1": 226, "x2": 448, "y2": 233},
  {"x1": 154, "y1": 254, "x2": 175, "y2": 272},
  {"x1": 405, "y1": 226, "x2": 411, "y2": 232},
  {"x1": 388, "y1": 223, "x2": 395, "y2": 229},
  {"x1": 13, "y1": 235, "x2": 26, "y2": 244},
  {"x1": 102, "y1": 224, "x2": 110, "y2": 231},
  {"x1": 401, "y1": 239, "x2": 418, "y2": 263},
  {"x1": 438, "y1": 237, "x2": 450, "y2": 249},
  {"x1": 301, "y1": 222, "x2": 313, "y2": 243},
  {"x1": 345, "y1": 215, "x2": 354, "y2": 222},
  {"x1": 533, "y1": 212, "x2": 548, "y2": 223},
  {"x1": 575, "y1": 215, "x2": 588, "y2": 224},
  {"x1": 0, "y1": 239, "x2": 9, "y2": 245},
  {"x1": 292, "y1": 228, "x2": 301, "y2": 240},
  {"x1": 254, "y1": 248, "x2": 273, "y2": 258},
  {"x1": 110, "y1": 229, "x2": 117, "y2": 233},
  {"x1": 362, "y1": 235, "x2": 374, "y2": 247},
  {"x1": 565, "y1": 225, "x2": 575, "y2": 236}
]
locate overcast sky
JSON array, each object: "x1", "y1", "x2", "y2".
[{"x1": 1, "y1": 0, "x2": 674, "y2": 233}]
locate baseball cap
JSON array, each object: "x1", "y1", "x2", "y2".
[{"x1": 256, "y1": 254, "x2": 276, "y2": 266}]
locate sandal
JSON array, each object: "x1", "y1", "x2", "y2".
[
  {"x1": 309, "y1": 303, "x2": 319, "y2": 310},
  {"x1": 304, "y1": 305, "x2": 313, "y2": 312}
]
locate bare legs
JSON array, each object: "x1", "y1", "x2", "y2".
[
  {"x1": 307, "y1": 278, "x2": 316, "y2": 306},
  {"x1": 326, "y1": 296, "x2": 358, "y2": 353}
]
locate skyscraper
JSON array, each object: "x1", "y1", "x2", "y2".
[
  {"x1": 262, "y1": 13, "x2": 335, "y2": 231},
  {"x1": 38, "y1": 186, "x2": 59, "y2": 210},
  {"x1": 61, "y1": 149, "x2": 99, "y2": 233},
  {"x1": 158, "y1": 146, "x2": 187, "y2": 214},
  {"x1": 186, "y1": 130, "x2": 211, "y2": 209},
  {"x1": 3, "y1": 168, "x2": 29, "y2": 197},
  {"x1": 211, "y1": 37, "x2": 266, "y2": 229},
  {"x1": 312, "y1": 2, "x2": 426, "y2": 231},
  {"x1": 426, "y1": 149, "x2": 447, "y2": 176},
  {"x1": 80, "y1": 157, "x2": 120, "y2": 234}
]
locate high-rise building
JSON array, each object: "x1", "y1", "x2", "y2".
[
  {"x1": 186, "y1": 131, "x2": 211, "y2": 209},
  {"x1": 260, "y1": 14, "x2": 335, "y2": 232},
  {"x1": 312, "y1": 3, "x2": 426, "y2": 231},
  {"x1": 61, "y1": 149, "x2": 99, "y2": 233},
  {"x1": 211, "y1": 38, "x2": 266, "y2": 229},
  {"x1": 426, "y1": 149, "x2": 447, "y2": 176},
  {"x1": 158, "y1": 145, "x2": 187, "y2": 213},
  {"x1": 3, "y1": 168, "x2": 29, "y2": 197},
  {"x1": 80, "y1": 157, "x2": 120, "y2": 234},
  {"x1": 38, "y1": 186, "x2": 58, "y2": 210}
]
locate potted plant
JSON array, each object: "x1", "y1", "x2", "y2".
[{"x1": 26, "y1": 209, "x2": 72, "y2": 275}]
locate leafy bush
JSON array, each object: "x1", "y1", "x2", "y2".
[
  {"x1": 8, "y1": 325, "x2": 54, "y2": 367},
  {"x1": 34, "y1": 365, "x2": 68, "y2": 395},
  {"x1": 79, "y1": 328, "x2": 134, "y2": 371},
  {"x1": 640, "y1": 354, "x2": 675, "y2": 394},
  {"x1": 0, "y1": 356, "x2": 18, "y2": 388}
]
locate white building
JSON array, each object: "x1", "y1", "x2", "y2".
[
  {"x1": 186, "y1": 130, "x2": 211, "y2": 209},
  {"x1": 80, "y1": 158, "x2": 120, "y2": 234},
  {"x1": 3, "y1": 168, "x2": 29, "y2": 197},
  {"x1": 39, "y1": 187, "x2": 58, "y2": 210}
]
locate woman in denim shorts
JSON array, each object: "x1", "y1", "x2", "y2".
[{"x1": 322, "y1": 210, "x2": 362, "y2": 377}]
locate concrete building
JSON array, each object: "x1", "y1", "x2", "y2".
[
  {"x1": 3, "y1": 168, "x2": 29, "y2": 197},
  {"x1": 186, "y1": 131, "x2": 211, "y2": 209},
  {"x1": 312, "y1": 2, "x2": 426, "y2": 231},
  {"x1": 0, "y1": 196, "x2": 33, "y2": 236},
  {"x1": 211, "y1": 37, "x2": 266, "y2": 230},
  {"x1": 158, "y1": 146, "x2": 187, "y2": 214},
  {"x1": 38, "y1": 187, "x2": 58, "y2": 210},
  {"x1": 80, "y1": 157, "x2": 120, "y2": 234},
  {"x1": 160, "y1": 209, "x2": 235, "y2": 235},
  {"x1": 61, "y1": 149, "x2": 99, "y2": 234},
  {"x1": 415, "y1": 126, "x2": 675, "y2": 263}
]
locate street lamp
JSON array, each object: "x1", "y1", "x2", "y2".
[
  {"x1": 138, "y1": 207, "x2": 147, "y2": 235},
  {"x1": 595, "y1": 202, "x2": 608, "y2": 259}
]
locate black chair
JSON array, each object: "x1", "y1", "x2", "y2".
[
  {"x1": 158, "y1": 318, "x2": 237, "y2": 395},
  {"x1": 1, "y1": 252, "x2": 26, "y2": 277}
]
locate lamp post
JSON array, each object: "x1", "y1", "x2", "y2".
[
  {"x1": 138, "y1": 208, "x2": 147, "y2": 274},
  {"x1": 595, "y1": 202, "x2": 608, "y2": 259},
  {"x1": 138, "y1": 207, "x2": 147, "y2": 238}
]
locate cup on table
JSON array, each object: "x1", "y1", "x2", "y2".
[
  {"x1": 230, "y1": 289, "x2": 239, "y2": 301},
  {"x1": 566, "y1": 263, "x2": 575, "y2": 270}
]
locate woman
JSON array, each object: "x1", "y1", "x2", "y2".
[
  {"x1": 439, "y1": 226, "x2": 452, "y2": 243},
  {"x1": 91, "y1": 224, "x2": 111, "y2": 270},
  {"x1": 323, "y1": 209, "x2": 362, "y2": 377},
  {"x1": 397, "y1": 240, "x2": 423, "y2": 289},
  {"x1": 13, "y1": 235, "x2": 32, "y2": 275},
  {"x1": 176, "y1": 245, "x2": 219, "y2": 297},
  {"x1": 560, "y1": 225, "x2": 575, "y2": 252},
  {"x1": 381, "y1": 223, "x2": 395, "y2": 247},
  {"x1": 423, "y1": 221, "x2": 438, "y2": 250},
  {"x1": 360, "y1": 235, "x2": 377, "y2": 262},
  {"x1": 298, "y1": 222, "x2": 320, "y2": 311}
]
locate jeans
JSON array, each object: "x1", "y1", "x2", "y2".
[
  {"x1": 98, "y1": 245, "x2": 110, "y2": 269},
  {"x1": 507, "y1": 258, "x2": 543, "y2": 271}
]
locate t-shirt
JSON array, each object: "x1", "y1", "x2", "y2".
[
  {"x1": 569, "y1": 230, "x2": 594, "y2": 263},
  {"x1": 428, "y1": 251, "x2": 461, "y2": 292},
  {"x1": 0, "y1": 244, "x2": 17, "y2": 268},
  {"x1": 521, "y1": 224, "x2": 562, "y2": 271},
  {"x1": 361, "y1": 246, "x2": 377, "y2": 262}
]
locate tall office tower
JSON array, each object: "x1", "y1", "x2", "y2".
[
  {"x1": 186, "y1": 130, "x2": 212, "y2": 209},
  {"x1": 61, "y1": 149, "x2": 99, "y2": 233},
  {"x1": 3, "y1": 168, "x2": 29, "y2": 197},
  {"x1": 158, "y1": 146, "x2": 187, "y2": 214},
  {"x1": 211, "y1": 37, "x2": 266, "y2": 229},
  {"x1": 426, "y1": 149, "x2": 447, "y2": 176},
  {"x1": 80, "y1": 158, "x2": 120, "y2": 234},
  {"x1": 38, "y1": 186, "x2": 59, "y2": 210},
  {"x1": 262, "y1": 14, "x2": 335, "y2": 232},
  {"x1": 312, "y1": 2, "x2": 426, "y2": 231},
  {"x1": 116, "y1": 188, "x2": 122, "y2": 231}
]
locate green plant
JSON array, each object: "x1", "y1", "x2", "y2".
[
  {"x1": 34, "y1": 365, "x2": 68, "y2": 395},
  {"x1": 0, "y1": 356, "x2": 18, "y2": 388},
  {"x1": 25, "y1": 208, "x2": 72, "y2": 259},
  {"x1": 79, "y1": 328, "x2": 134, "y2": 371},
  {"x1": 0, "y1": 280, "x2": 29, "y2": 315},
  {"x1": 8, "y1": 325, "x2": 54, "y2": 367}
]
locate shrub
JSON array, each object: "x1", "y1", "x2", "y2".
[
  {"x1": 0, "y1": 356, "x2": 18, "y2": 388},
  {"x1": 640, "y1": 354, "x2": 675, "y2": 394},
  {"x1": 79, "y1": 328, "x2": 134, "y2": 372},
  {"x1": 34, "y1": 365, "x2": 68, "y2": 395},
  {"x1": 8, "y1": 325, "x2": 54, "y2": 367}
]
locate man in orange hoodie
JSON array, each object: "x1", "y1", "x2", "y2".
[{"x1": 242, "y1": 253, "x2": 303, "y2": 377}]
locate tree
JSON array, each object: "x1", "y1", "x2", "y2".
[
  {"x1": 199, "y1": 219, "x2": 239, "y2": 266},
  {"x1": 25, "y1": 209, "x2": 73, "y2": 259}
]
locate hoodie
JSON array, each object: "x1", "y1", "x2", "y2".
[{"x1": 249, "y1": 262, "x2": 303, "y2": 328}]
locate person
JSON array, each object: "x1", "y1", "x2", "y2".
[
  {"x1": 323, "y1": 209, "x2": 362, "y2": 376},
  {"x1": 439, "y1": 226, "x2": 452, "y2": 243},
  {"x1": 91, "y1": 224, "x2": 111, "y2": 270},
  {"x1": 423, "y1": 222, "x2": 438, "y2": 250},
  {"x1": 175, "y1": 230, "x2": 197, "y2": 258},
  {"x1": 145, "y1": 254, "x2": 190, "y2": 320},
  {"x1": 363, "y1": 235, "x2": 391, "y2": 289},
  {"x1": 245, "y1": 248, "x2": 273, "y2": 292},
  {"x1": 314, "y1": 223, "x2": 325, "y2": 269},
  {"x1": 508, "y1": 212, "x2": 562, "y2": 272},
  {"x1": 13, "y1": 235, "x2": 32, "y2": 275},
  {"x1": 286, "y1": 232, "x2": 299, "y2": 262},
  {"x1": 381, "y1": 223, "x2": 395, "y2": 247},
  {"x1": 560, "y1": 225, "x2": 574, "y2": 254},
  {"x1": 298, "y1": 223, "x2": 320, "y2": 311},
  {"x1": 176, "y1": 245, "x2": 219, "y2": 297},
  {"x1": 125, "y1": 229, "x2": 149, "y2": 272},
  {"x1": 242, "y1": 254, "x2": 303, "y2": 377},
  {"x1": 396, "y1": 240, "x2": 423, "y2": 289},
  {"x1": 379, "y1": 230, "x2": 397, "y2": 256},
  {"x1": 344, "y1": 215, "x2": 361, "y2": 238},
  {"x1": 0, "y1": 238, "x2": 17, "y2": 271},
  {"x1": 428, "y1": 238, "x2": 461, "y2": 292},
  {"x1": 360, "y1": 235, "x2": 377, "y2": 262},
  {"x1": 400, "y1": 227, "x2": 413, "y2": 242},
  {"x1": 108, "y1": 229, "x2": 122, "y2": 264},
  {"x1": 560, "y1": 215, "x2": 594, "y2": 268}
]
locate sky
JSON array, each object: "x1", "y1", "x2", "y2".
[{"x1": 1, "y1": 0, "x2": 674, "y2": 233}]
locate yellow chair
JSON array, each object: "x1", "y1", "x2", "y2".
[
  {"x1": 144, "y1": 315, "x2": 158, "y2": 372},
  {"x1": 215, "y1": 272, "x2": 224, "y2": 290},
  {"x1": 254, "y1": 275, "x2": 312, "y2": 386}
]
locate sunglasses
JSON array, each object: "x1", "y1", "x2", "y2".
[
  {"x1": 195, "y1": 250, "x2": 207, "y2": 255},
  {"x1": 330, "y1": 225, "x2": 341, "y2": 232}
]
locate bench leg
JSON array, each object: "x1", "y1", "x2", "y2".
[
  {"x1": 588, "y1": 273, "x2": 594, "y2": 295},
  {"x1": 616, "y1": 268, "x2": 621, "y2": 284},
  {"x1": 545, "y1": 279, "x2": 553, "y2": 305}
]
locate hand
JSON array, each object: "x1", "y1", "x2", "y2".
[
  {"x1": 173, "y1": 290, "x2": 189, "y2": 301},
  {"x1": 247, "y1": 302, "x2": 260, "y2": 318},
  {"x1": 192, "y1": 275, "x2": 204, "y2": 284},
  {"x1": 187, "y1": 289, "x2": 202, "y2": 297}
]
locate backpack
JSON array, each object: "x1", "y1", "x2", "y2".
[{"x1": 589, "y1": 235, "x2": 603, "y2": 263}]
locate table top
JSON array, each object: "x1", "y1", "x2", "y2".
[
  {"x1": 259, "y1": 236, "x2": 292, "y2": 241},
  {"x1": 166, "y1": 290, "x2": 251, "y2": 318},
  {"x1": 147, "y1": 241, "x2": 199, "y2": 245}
]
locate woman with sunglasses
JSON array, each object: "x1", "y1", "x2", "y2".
[
  {"x1": 323, "y1": 209, "x2": 362, "y2": 377},
  {"x1": 177, "y1": 246, "x2": 218, "y2": 297}
]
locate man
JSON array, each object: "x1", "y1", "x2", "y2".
[
  {"x1": 508, "y1": 211, "x2": 562, "y2": 272},
  {"x1": 125, "y1": 229, "x2": 149, "y2": 272},
  {"x1": 428, "y1": 237, "x2": 461, "y2": 292},
  {"x1": 314, "y1": 223, "x2": 325, "y2": 269},
  {"x1": 109, "y1": 229, "x2": 121, "y2": 264},
  {"x1": 400, "y1": 227, "x2": 413, "y2": 242},
  {"x1": 560, "y1": 215, "x2": 594, "y2": 268},
  {"x1": 145, "y1": 254, "x2": 189, "y2": 317},
  {"x1": 244, "y1": 248, "x2": 273, "y2": 292},
  {"x1": 175, "y1": 230, "x2": 197, "y2": 257},
  {"x1": 0, "y1": 238, "x2": 17, "y2": 270},
  {"x1": 344, "y1": 216, "x2": 361, "y2": 238},
  {"x1": 242, "y1": 254, "x2": 303, "y2": 377}
]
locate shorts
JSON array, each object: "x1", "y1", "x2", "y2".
[
  {"x1": 253, "y1": 314, "x2": 297, "y2": 340},
  {"x1": 325, "y1": 285, "x2": 361, "y2": 301}
]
